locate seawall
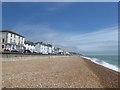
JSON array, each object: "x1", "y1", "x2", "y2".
[{"x1": 1, "y1": 53, "x2": 71, "y2": 61}]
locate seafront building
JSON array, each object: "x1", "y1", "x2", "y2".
[
  {"x1": 0, "y1": 30, "x2": 25, "y2": 52},
  {"x1": 54, "y1": 47, "x2": 64, "y2": 55},
  {"x1": 35, "y1": 42, "x2": 53, "y2": 54},
  {"x1": 0, "y1": 30, "x2": 69, "y2": 55},
  {"x1": 51, "y1": 46, "x2": 55, "y2": 54},
  {"x1": 47, "y1": 44, "x2": 52, "y2": 54},
  {"x1": 24, "y1": 40, "x2": 35, "y2": 52},
  {"x1": 35, "y1": 42, "x2": 45, "y2": 54}
]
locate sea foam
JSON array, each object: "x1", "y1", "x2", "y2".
[{"x1": 81, "y1": 56, "x2": 119, "y2": 72}]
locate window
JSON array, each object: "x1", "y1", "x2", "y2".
[
  {"x1": 18, "y1": 41, "x2": 20, "y2": 45},
  {"x1": 14, "y1": 40, "x2": 15, "y2": 44},
  {"x1": 14, "y1": 35, "x2": 16, "y2": 38},
  {"x1": 2, "y1": 38, "x2": 5, "y2": 43},
  {"x1": 2, "y1": 45, "x2": 4, "y2": 48},
  {"x1": 10, "y1": 39, "x2": 12, "y2": 43},
  {"x1": 11, "y1": 33, "x2": 12, "y2": 37}
]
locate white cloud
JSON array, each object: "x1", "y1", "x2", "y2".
[
  {"x1": 12, "y1": 24, "x2": 58, "y2": 43},
  {"x1": 65, "y1": 26, "x2": 118, "y2": 55},
  {"x1": 45, "y1": 3, "x2": 72, "y2": 12},
  {"x1": 11, "y1": 23, "x2": 118, "y2": 55}
]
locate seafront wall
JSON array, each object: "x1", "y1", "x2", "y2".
[{"x1": 1, "y1": 53, "x2": 71, "y2": 61}]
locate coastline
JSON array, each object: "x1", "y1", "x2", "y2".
[
  {"x1": 82, "y1": 57, "x2": 119, "y2": 88},
  {"x1": 2, "y1": 56, "x2": 119, "y2": 88}
]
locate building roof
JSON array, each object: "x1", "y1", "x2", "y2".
[
  {"x1": 35, "y1": 42, "x2": 43, "y2": 44},
  {"x1": 24, "y1": 41, "x2": 35, "y2": 45},
  {"x1": 47, "y1": 44, "x2": 52, "y2": 47},
  {"x1": 1, "y1": 30, "x2": 24, "y2": 38},
  {"x1": 35, "y1": 42, "x2": 46, "y2": 46},
  {"x1": 35, "y1": 42, "x2": 52, "y2": 47}
]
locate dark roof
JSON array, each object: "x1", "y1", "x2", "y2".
[
  {"x1": 35, "y1": 42, "x2": 52, "y2": 47},
  {"x1": 1, "y1": 30, "x2": 24, "y2": 38},
  {"x1": 35, "y1": 42, "x2": 46, "y2": 46},
  {"x1": 69, "y1": 52, "x2": 80, "y2": 55},
  {"x1": 24, "y1": 41, "x2": 34, "y2": 45},
  {"x1": 35, "y1": 42, "x2": 43, "y2": 44},
  {"x1": 47, "y1": 44, "x2": 52, "y2": 47},
  {"x1": 56, "y1": 48, "x2": 61, "y2": 50}
]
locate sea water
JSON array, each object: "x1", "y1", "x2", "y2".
[{"x1": 81, "y1": 55, "x2": 120, "y2": 72}]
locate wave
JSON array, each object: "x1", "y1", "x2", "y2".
[{"x1": 81, "y1": 56, "x2": 119, "y2": 72}]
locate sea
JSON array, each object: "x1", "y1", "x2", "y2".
[{"x1": 81, "y1": 55, "x2": 120, "y2": 72}]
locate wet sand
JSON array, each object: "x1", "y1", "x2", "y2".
[{"x1": 2, "y1": 56, "x2": 119, "y2": 88}]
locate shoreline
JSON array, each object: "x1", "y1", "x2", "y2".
[
  {"x1": 2, "y1": 56, "x2": 119, "y2": 88},
  {"x1": 82, "y1": 57, "x2": 119, "y2": 88},
  {"x1": 81, "y1": 56, "x2": 119, "y2": 73}
]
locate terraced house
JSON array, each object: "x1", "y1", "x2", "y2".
[
  {"x1": 35, "y1": 42, "x2": 53, "y2": 54},
  {"x1": 0, "y1": 30, "x2": 66, "y2": 55},
  {"x1": 24, "y1": 40, "x2": 35, "y2": 52},
  {"x1": 1, "y1": 30, "x2": 25, "y2": 52}
]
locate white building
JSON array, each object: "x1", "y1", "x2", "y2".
[
  {"x1": 35, "y1": 42, "x2": 53, "y2": 54},
  {"x1": 54, "y1": 47, "x2": 64, "y2": 55},
  {"x1": 24, "y1": 41, "x2": 35, "y2": 52},
  {"x1": 43, "y1": 44, "x2": 48, "y2": 54},
  {"x1": 47, "y1": 44, "x2": 52, "y2": 54},
  {"x1": 1, "y1": 30, "x2": 25, "y2": 52},
  {"x1": 64, "y1": 52, "x2": 70, "y2": 55},
  {"x1": 35, "y1": 42, "x2": 44, "y2": 54},
  {"x1": 51, "y1": 46, "x2": 55, "y2": 54}
]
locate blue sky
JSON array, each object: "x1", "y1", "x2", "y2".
[{"x1": 2, "y1": 2, "x2": 118, "y2": 55}]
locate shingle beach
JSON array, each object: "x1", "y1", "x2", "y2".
[{"x1": 2, "y1": 56, "x2": 119, "y2": 88}]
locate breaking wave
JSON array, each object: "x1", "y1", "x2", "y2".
[{"x1": 81, "y1": 56, "x2": 119, "y2": 72}]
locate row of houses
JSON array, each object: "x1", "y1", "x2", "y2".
[
  {"x1": 0, "y1": 30, "x2": 65, "y2": 55},
  {"x1": 1, "y1": 30, "x2": 25, "y2": 52}
]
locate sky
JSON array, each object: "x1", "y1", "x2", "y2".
[
  {"x1": 2, "y1": 2, "x2": 118, "y2": 55},
  {"x1": 1, "y1": 0, "x2": 120, "y2": 2}
]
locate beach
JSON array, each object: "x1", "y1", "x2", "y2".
[{"x1": 2, "y1": 56, "x2": 119, "y2": 88}]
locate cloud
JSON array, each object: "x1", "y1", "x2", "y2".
[
  {"x1": 11, "y1": 23, "x2": 118, "y2": 55},
  {"x1": 12, "y1": 24, "x2": 58, "y2": 43},
  {"x1": 69, "y1": 27, "x2": 117, "y2": 42},
  {"x1": 66, "y1": 26, "x2": 118, "y2": 55},
  {"x1": 44, "y1": 3, "x2": 72, "y2": 12}
]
